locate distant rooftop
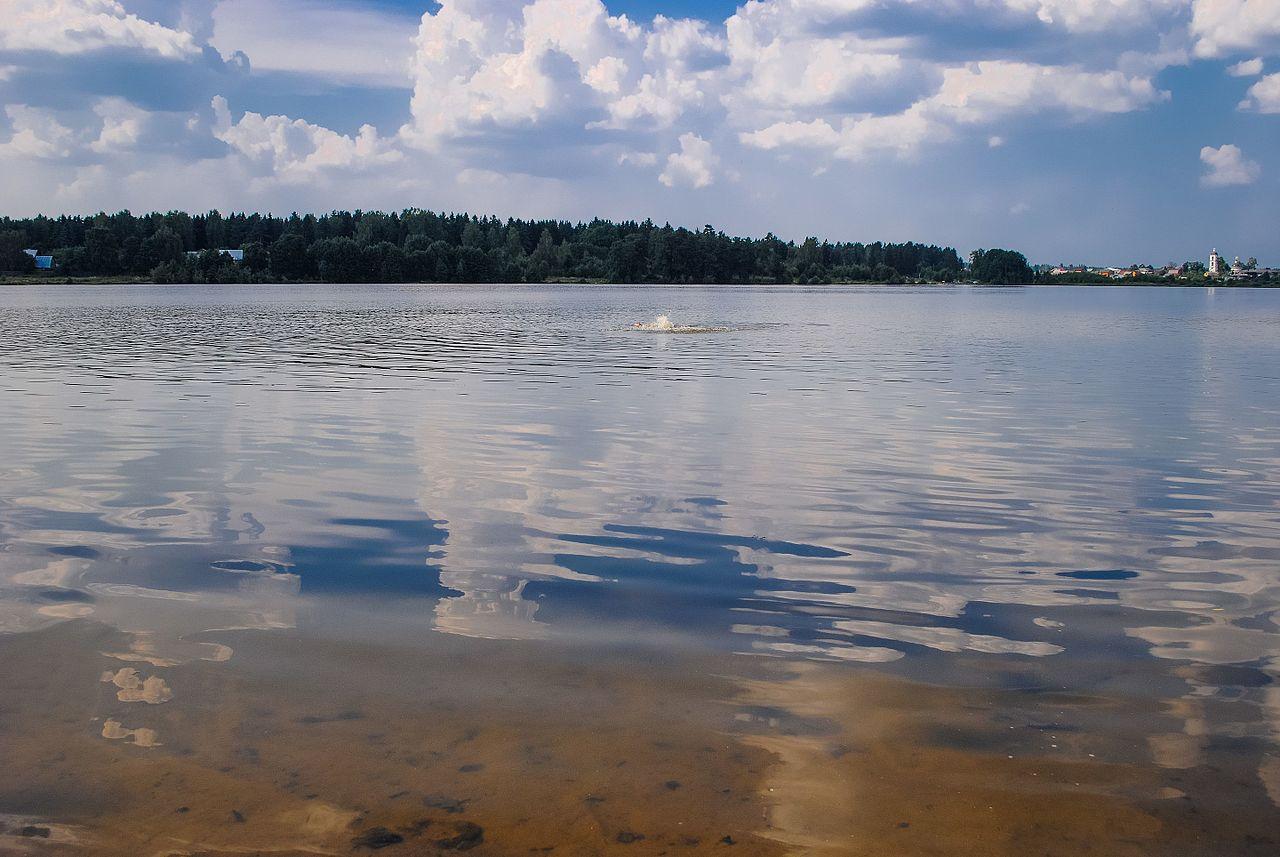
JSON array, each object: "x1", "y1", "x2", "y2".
[
  {"x1": 23, "y1": 248, "x2": 54, "y2": 270},
  {"x1": 186, "y1": 249, "x2": 245, "y2": 262}
]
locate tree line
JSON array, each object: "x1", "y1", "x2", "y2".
[{"x1": 0, "y1": 208, "x2": 1028, "y2": 285}]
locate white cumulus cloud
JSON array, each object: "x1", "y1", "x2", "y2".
[
  {"x1": 0, "y1": 105, "x2": 79, "y2": 159},
  {"x1": 1239, "y1": 72, "x2": 1280, "y2": 111},
  {"x1": 1005, "y1": 0, "x2": 1191, "y2": 33},
  {"x1": 723, "y1": 1, "x2": 916, "y2": 115},
  {"x1": 742, "y1": 61, "x2": 1167, "y2": 161},
  {"x1": 1191, "y1": 0, "x2": 1280, "y2": 57},
  {"x1": 212, "y1": 96, "x2": 400, "y2": 184},
  {"x1": 1227, "y1": 57, "x2": 1264, "y2": 76},
  {"x1": 0, "y1": 0, "x2": 199, "y2": 58},
  {"x1": 1199, "y1": 143, "x2": 1261, "y2": 187},
  {"x1": 930, "y1": 61, "x2": 1167, "y2": 120},
  {"x1": 90, "y1": 97, "x2": 149, "y2": 153},
  {"x1": 659, "y1": 132, "x2": 717, "y2": 188},
  {"x1": 401, "y1": 0, "x2": 647, "y2": 147}
]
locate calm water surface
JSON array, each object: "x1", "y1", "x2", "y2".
[{"x1": 1, "y1": 284, "x2": 1278, "y2": 855}]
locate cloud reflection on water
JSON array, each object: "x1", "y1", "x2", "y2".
[{"x1": 0, "y1": 284, "x2": 1278, "y2": 816}]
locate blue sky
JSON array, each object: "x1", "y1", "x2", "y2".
[{"x1": 2, "y1": 1, "x2": 1279, "y2": 265}]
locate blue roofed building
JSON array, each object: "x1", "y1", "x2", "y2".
[
  {"x1": 23, "y1": 249, "x2": 54, "y2": 270},
  {"x1": 186, "y1": 249, "x2": 245, "y2": 262}
]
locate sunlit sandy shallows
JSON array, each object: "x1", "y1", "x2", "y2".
[{"x1": 0, "y1": 284, "x2": 1277, "y2": 855}]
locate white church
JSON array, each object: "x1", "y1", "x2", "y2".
[
  {"x1": 1209, "y1": 248, "x2": 1274, "y2": 280},
  {"x1": 1209, "y1": 248, "x2": 1223, "y2": 276}
]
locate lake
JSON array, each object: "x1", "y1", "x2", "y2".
[{"x1": 1, "y1": 283, "x2": 1278, "y2": 855}]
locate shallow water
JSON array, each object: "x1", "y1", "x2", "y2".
[{"x1": 0, "y1": 283, "x2": 1278, "y2": 855}]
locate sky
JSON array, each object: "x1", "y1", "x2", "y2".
[{"x1": 1, "y1": 1, "x2": 1278, "y2": 265}]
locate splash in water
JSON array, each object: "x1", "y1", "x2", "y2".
[{"x1": 631, "y1": 315, "x2": 728, "y2": 334}]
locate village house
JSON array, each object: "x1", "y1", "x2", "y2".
[
  {"x1": 185, "y1": 249, "x2": 245, "y2": 262},
  {"x1": 23, "y1": 248, "x2": 54, "y2": 270}
]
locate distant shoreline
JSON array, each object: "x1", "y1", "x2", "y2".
[
  {"x1": 3, "y1": 276, "x2": 1277, "y2": 289},
  {"x1": 1, "y1": 208, "x2": 996, "y2": 285},
  {"x1": 11, "y1": 208, "x2": 1271, "y2": 287}
]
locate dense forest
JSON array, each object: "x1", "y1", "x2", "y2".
[{"x1": 0, "y1": 208, "x2": 1024, "y2": 285}]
